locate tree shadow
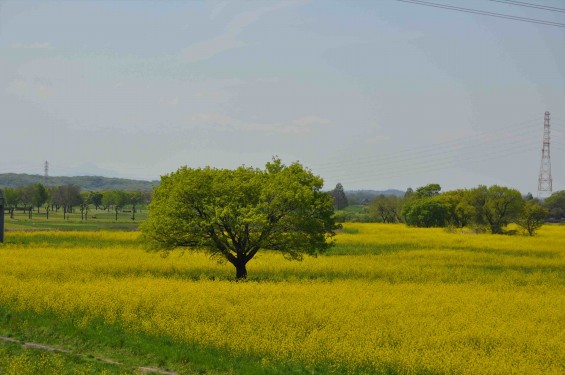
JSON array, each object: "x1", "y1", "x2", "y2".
[{"x1": 449, "y1": 246, "x2": 559, "y2": 259}]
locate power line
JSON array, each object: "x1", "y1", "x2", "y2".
[
  {"x1": 322, "y1": 142, "x2": 540, "y2": 186},
  {"x1": 320, "y1": 136, "x2": 540, "y2": 182},
  {"x1": 485, "y1": 0, "x2": 565, "y2": 13},
  {"x1": 315, "y1": 116, "x2": 541, "y2": 169},
  {"x1": 316, "y1": 142, "x2": 538, "y2": 187},
  {"x1": 316, "y1": 130, "x2": 539, "y2": 179},
  {"x1": 313, "y1": 117, "x2": 540, "y2": 172},
  {"x1": 315, "y1": 114, "x2": 548, "y2": 186},
  {"x1": 393, "y1": 0, "x2": 565, "y2": 28}
]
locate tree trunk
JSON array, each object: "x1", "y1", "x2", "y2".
[
  {"x1": 235, "y1": 262, "x2": 247, "y2": 280},
  {"x1": 490, "y1": 220, "x2": 503, "y2": 234}
]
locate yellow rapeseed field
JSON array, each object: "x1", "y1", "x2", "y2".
[{"x1": 0, "y1": 224, "x2": 564, "y2": 373}]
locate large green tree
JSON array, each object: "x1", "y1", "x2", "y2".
[
  {"x1": 469, "y1": 185, "x2": 524, "y2": 234},
  {"x1": 141, "y1": 159, "x2": 338, "y2": 280}
]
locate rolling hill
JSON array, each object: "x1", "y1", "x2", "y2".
[{"x1": 0, "y1": 173, "x2": 158, "y2": 191}]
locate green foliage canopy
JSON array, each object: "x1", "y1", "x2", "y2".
[
  {"x1": 402, "y1": 184, "x2": 449, "y2": 227},
  {"x1": 3, "y1": 188, "x2": 19, "y2": 208},
  {"x1": 402, "y1": 195, "x2": 450, "y2": 228},
  {"x1": 87, "y1": 191, "x2": 104, "y2": 209},
  {"x1": 517, "y1": 202, "x2": 548, "y2": 236},
  {"x1": 31, "y1": 183, "x2": 48, "y2": 211},
  {"x1": 141, "y1": 159, "x2": 338, "y2": 279},
  {"x1": 544, "y1": 190, "x2": 565, "y2": 221},
  {"x1": 415, "y1": 183, "x2": 441, "y2": 198},
  {"x1": 439, "y1": 189, "x2": 476, "y2": 228},
  {"x1": 369, "y1": 195, "x2": 403, "y2": 223},
  {"x1": 469, "y1": 185, "x2": 524, "y2": 234}
]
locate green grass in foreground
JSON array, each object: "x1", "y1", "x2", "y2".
[
  {"x1": 0, "y1": 306, "x2": 340, "y2": 375},
  {"x1": 0, "y1": 339, "x2": 124, "y2": 375}
]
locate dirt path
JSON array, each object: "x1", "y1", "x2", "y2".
[{"x1": 0, "y1": 336, "x2": 178, "y2": 375}]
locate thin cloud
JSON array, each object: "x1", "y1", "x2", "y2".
[
  {"x1": 209, "y1": 1, "x2": 229, "y2": 20},
  {"x1": 181, "y1": 0, "x2": 308, "y2": 63},
  {"x1": 186, "y1": 112, "x2": 331, "y2": 135},
  {"x1": 159, "y1": 96, "x2": 179, "y2": 107},
  {"x1": 293, "y1": 116, "x2": 332, "y2": 127},
  {"x1": 365, "y1": 135, "x2": 390, "y2": 145},
  {"x1": 8, "y1": 78, "x2": 54, "y2": 99},
  {"x1": 12, "y1": 42, "x2": 51, "y2": 49},
  {"x1": 185, "y1": 113, "x2": 235, "y2": 128}
]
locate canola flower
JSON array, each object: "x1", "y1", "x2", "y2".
[{"x1": 0, "y1": 225, "x2": 564, "y2": 373}]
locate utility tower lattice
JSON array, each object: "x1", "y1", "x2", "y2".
[
  {"x1": 537, "y1": 111, "x2": 552, "y2": 198},
  {"x1": 44, "y1": 161, "x2": 49, "y2": 186}
]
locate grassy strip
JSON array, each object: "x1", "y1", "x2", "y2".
[
  {"x1": 0, "y1": 338, "x2": 126, "y2": 375},
  {"x1": 4, "y1": 209, "x2": 146, "y2": 232},
  {"x1": 0, "y1": 305, "x2": 352, "y2": 375},
  {"x1": 5, "y1": 219, "x2": 141, "y2": 232}
]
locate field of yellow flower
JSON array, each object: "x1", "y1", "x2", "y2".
[{"x1": 0, "y1": 224, "x2": 564, "y2": 374}]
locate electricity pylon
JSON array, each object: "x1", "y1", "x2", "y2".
[{"x1": 537, "y1": 111, "x2": 552, "y2": 198}]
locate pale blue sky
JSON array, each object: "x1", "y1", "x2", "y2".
[{"x1": 1, "y1": 0, "x2": 564, "y2": 193}]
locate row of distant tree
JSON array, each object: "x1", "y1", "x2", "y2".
[
  {"x1": 5, "y1": 180, "x2": 565, "y2": 233},
  {"x1": 400, "y1": 184, "x2": 549, "y2": 235},
  {"x1": 2, "y1": 183, "x2": 151, "y2": 221},
  {"x1": 332, "y1": 182, "x2": 565, "y2": 236}
]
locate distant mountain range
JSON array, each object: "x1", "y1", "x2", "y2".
[
  {"x1": 0, "y1": 173, "x2": 404, "y2": 201},
  {"x1": 0, "y1": 173, "x2": 158, "y2": 191}
]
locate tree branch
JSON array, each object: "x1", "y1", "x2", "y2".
[{"x1": 207, "y1": 228, "x2": 237, "y2": 264}]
